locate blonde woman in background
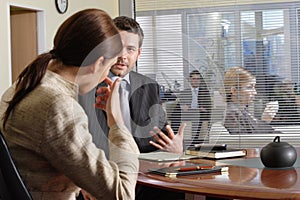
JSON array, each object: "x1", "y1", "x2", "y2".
[{"x1": 223, "y1": 66, "x2": 279, "y2": 134}]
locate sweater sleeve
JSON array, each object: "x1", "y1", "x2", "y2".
[
  {"x1": 41, "y1": 96, "x2": 139, "y2": 200},
  {"x1": 224, "y1": 109, "x2": 244, "y2": 134}
]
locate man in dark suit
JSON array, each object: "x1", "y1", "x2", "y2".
[
  {"x1": 97, "y1": 70, "x2": 170, "y2": 153},
  {"x1": 79, "y1": 16, "x2": 184, "y2": 155},
  {"x1": 171, "y1": 70, "x2": 211, "y2": 147}
]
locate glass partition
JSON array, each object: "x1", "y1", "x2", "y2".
[{"x1": 134, "y1": 1, "x2": 300, "y2": 148}]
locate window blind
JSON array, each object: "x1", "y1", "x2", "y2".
[{"x1": 133, "y1": 0, "x2": 300, "y2": 148}]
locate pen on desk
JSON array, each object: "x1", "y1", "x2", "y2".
[{"x1": 177, "y1": 165, "x2": 214, "y2": 172}]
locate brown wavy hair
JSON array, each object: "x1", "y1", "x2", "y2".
[
  {"x1": 3, "y1": 8, "x2": 122, "y2": 128},
  {"x1": 113, "y1": 16, "x2": 144, "y2": 48}
]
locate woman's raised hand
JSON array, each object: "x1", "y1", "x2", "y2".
[{"x1": 95, "y1": 77, "x2": 124, "y2": 128}]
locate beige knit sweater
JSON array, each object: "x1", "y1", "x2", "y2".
[{"x1": 0, "y1": 70, "x2": 139, "y2": 200}]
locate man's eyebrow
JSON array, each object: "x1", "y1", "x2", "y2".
[{"x1": 126, "y1": 45, "x2": 138, "y2": 49}]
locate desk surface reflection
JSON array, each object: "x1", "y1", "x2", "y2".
[{"x1": 138, "y1": 148, "x2": 300, "y2": 200}]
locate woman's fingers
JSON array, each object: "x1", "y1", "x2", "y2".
[
  {"x1": 106, "y1": 78, "x2": 124, "y2": 127},
  {"x1": 94, "y1": 77, "x2": 113, "y2": 109},
  {"x1": 94, "y1": 77, "x2": 118, "y2": 110},
  {"x1": 94, "y1": 86, "x2": 110, "y2": 109},
  {"x1": 103, "y1": 77, "x2": 113, "y2": 87}
]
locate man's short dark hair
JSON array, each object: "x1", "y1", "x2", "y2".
[
  {"x1": 189, "y1": 70, "x2": 201, "y2": 78},
  {"x1": 113, "y1": 16, "x2": 144, "y2": 48}
]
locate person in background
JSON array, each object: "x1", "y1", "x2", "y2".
[
  {"x1": 0, "y1": 9, "x2": 139, "y2": 200},
  {"x1": 176, "y1": 70, "x2": 211, "y2": 146},
  {"x1": 79, "y1": 16, "x2": 186, "y2": 200},
  {"x1": 223, "y1": 66, "x2": 279, "y2": 134},
  {"x1": 271, "y1": 78, "x2": 300, "y2": 125}
]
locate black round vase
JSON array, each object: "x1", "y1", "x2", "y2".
[{"x1": 260, "y1": 136, "x2": 297, "y2": 168}]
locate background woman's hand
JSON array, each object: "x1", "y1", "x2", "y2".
[
  {"x1": 149, "y1": 123, "x2": 186, "y2": 154},
  {"x1": 261, "y1": 101, "x2": 279, "y2": 122}
]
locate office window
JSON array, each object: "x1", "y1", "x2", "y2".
[
  {"x1": 137, "y1": 14, "x2": 184, "y2": 90},
  {"x1": 133, "y1": 1, "x2": 300, "y2": 148}
]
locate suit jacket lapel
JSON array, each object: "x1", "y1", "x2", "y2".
[
  {"x1": 180, "y1": 88, "x2": 193, "y2": 106},
  {"x1": 129, "y1": 72, "x2": 141, "y2": 133}
]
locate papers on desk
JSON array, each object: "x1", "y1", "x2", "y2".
[
  {"x1": 139, "y1": 146, "x2": 246, "y2": 161},
  {"x1": 139, "y1": 151, "x2": 198, "y2": 162}
]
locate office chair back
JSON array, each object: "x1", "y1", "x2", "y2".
[{"x1": 0, "y1": 130, "x2": 33, "y2": 200}]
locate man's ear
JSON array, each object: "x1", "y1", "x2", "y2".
[
  {"x1": 136, "y1": 48, "x2": 142, "y2": 60},
  {"x1": 91, "y1": 56, "x2": 105, "y2": 73}
]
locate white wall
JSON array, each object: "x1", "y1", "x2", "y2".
[{"x1": 0, "y1": 0, "x2": 119, "y2": 96}]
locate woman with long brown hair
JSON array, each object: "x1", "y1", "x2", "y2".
[{"x1": 0, "y1": 9, "x2": 139, "y2": 200}]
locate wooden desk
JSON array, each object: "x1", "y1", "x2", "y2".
[{"x1": 138, "y1": 149, "x2": 300, "y2": 200}]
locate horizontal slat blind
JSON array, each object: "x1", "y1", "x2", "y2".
[
  {"x1": 137, "y1": 14, "x2": 183, "y2": 91},
  {"x1": 136, "y1": 0, "x2": 300, "y2": 11},
  {"x1": 135, "y1": 0, "x2": 300, "y2": 148}
]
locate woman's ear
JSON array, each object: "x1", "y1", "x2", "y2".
[
  {"x1": 230, "y1": 86, "x2": 237, "y2": 95},
  {"x1": 91, "y1": 56, "x2": 105, "y2": 73}
]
